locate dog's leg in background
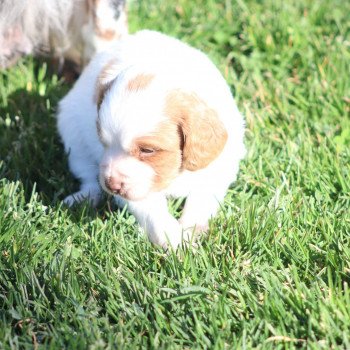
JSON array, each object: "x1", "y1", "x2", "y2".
[
  {"x1": 115, "y1": 194, "x2": 183, "y2": 249},
  {"x1": 0, "y1": 21, "x2": 33, "y2": 69}
]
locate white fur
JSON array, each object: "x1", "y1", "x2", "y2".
[{"x1": 57, "y1": 30, "x2": 246, "y2": 249}]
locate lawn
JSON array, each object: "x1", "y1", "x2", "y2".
[{"x1": 0, "y1": 0, "x2": 349, "y2": 348}]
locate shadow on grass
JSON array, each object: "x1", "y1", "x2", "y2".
[
  {"x1": 0, "y1": 71, "x2": 139, "y2": 224},
  {"x1": 0, "y1": 63, "x2": 105, "y2": 222},
  {"x1": 1, "y1": 87, "x2": 71, "y2": 198}
]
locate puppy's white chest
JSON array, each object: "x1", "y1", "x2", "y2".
[{"x1": 164, "y1": 170, "x2": 203, "y2": 197}]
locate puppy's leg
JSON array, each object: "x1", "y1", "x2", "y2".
[
  {"x1": 63, "y1": 151, "x2": 102, "y2": 207},
  {"x1": 115, "y1": 194, "x2": 183, "y2": 249},
  {"x1": 179, "y1": 189, "x2": 227, "y2": 242}
]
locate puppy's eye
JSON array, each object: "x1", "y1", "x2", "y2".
[{"x1": 140, "y1": 147, "x2": 155, "y2": 155}]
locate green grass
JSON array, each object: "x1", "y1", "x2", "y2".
[{"x1": 0, "y1": 0, "x2": 349, "y2": 348}]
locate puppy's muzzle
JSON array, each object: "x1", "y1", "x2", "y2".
[{"x1": 105, "y1": 177, "x2": 124, "y2": 195}]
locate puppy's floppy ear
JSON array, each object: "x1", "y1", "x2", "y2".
[
  {"x1": 95, "y1": 59, "x2": 121, "y2": 109},
  {"x1": 165, "y1": 90, "x2": 228, "y2": 171}
]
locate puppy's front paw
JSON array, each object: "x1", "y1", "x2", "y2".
[
  {"x1": 146, "y1": 219, "x2": 183, "y2": 250},
  {"x1": 178, "y1": 220, "x2": 209, "y2": 249},
  {"x1": 160, "y1": 223, "x2": 201, "y2": 251},
  {"x1": 63, "y1": 188, "x2": 101, "y2": 207}
]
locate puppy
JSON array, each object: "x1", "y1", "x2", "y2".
[
  {"x1": 57, "y1": 30, "x2": 246, "y2": 249},
  {"x1": 0, "y1": 0, "x2": 127, "y2": 69}
]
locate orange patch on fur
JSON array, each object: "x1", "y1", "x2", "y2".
[
  {"x1": 96, "y1": 28, "x2": 117, "y2": 41},
  {"x1": 94, "y1": 59, "x2": 119, "y2": 109},
  {"x1": 131, "y1": 121, "x2": 183, "y2": 191},
  {"x1": 164, "y1": 90, "x2": 228, "y2": 171},
  {"x1": 127, "y1": 73, "x2": 154, "y2": 92}
]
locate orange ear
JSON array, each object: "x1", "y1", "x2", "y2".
[
  {"x1": 165, "y1": 90, "x2": 228, "y2": 171},
  {"x1": 94, "y1": 59, "x2": 120, "y2": 109}
]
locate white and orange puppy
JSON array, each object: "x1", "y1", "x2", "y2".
[{"x1": 57, "y1": 30, "x2": 246, "y2": 249}]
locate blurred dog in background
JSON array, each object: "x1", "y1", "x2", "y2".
[{"x1": 0, "y1": 0, "x2": 128, "y2": 73}]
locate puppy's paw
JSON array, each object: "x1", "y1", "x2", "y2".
[
  {"x1": 162, "y1": 232, "x2": 183, "y2": 251},
  {"x1": 179, "y1": 219, "x2": 209, "y2": 235},
  {"x1": 149, "y1": 220, "x2": 184, "y2": 251},
  {"x1": 177, "y1": 221, "x2": 209, "y2": 250},
  {"x1": 63, "y1": 188, "x2": 101, "y2": 207},
  {"x1": 161, "y1": 224, "x2": 203, "y2": 251}
]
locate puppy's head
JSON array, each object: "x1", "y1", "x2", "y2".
[{"x1": 96, "y1": 62, "x2": 227, "y2": 201}]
